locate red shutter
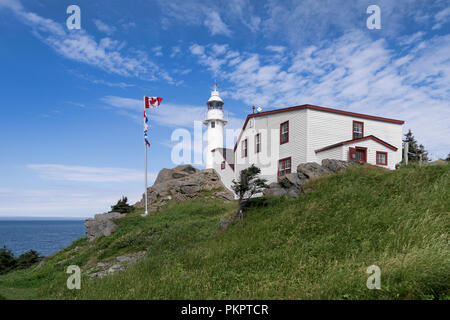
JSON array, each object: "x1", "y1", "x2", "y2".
[{"x1": 349, "y1": 147, "x2": 356, "y2": 161}]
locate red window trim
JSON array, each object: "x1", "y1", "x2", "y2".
[
  {"x1": 280, "y1": 121, "x2": 289, "y2": 145},
  {"x1": 352, "y1": 121, "x2": 364, "y2": 140},
  {"x1": 242, "y1": 139, "x2": 248, "y2": 158},
  {"x1": 233, "y1": 104, "x2": 404, "y2": 152},
  {"x1": 376, "y1": 151, "x2": 388, "y2": 165},
  {"x1": 221, "y1": 161, "x2": 226, "y2": 170},
  {"x1": 255, "y1": 133, "x2": 261, "y2": 153},
  {"x1": 277, "y1": 157, "x2": 292, "y2": 178}
]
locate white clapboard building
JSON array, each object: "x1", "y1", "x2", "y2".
[{"x1": 203, "y1": 88, "x2": 404, "y2": 192}]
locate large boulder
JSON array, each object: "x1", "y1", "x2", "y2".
[
  {"x1": 297, "y1": 162, "x2": 332, "y2": 179},
  {"x1": 84, "y1": 212, "x2": 125, "y2": 242},
  {"x1": 265, "y1": 159, "x2": 356, "y2": 198},
  {"x1": 322, "y1": 159, "x2": 358, "y2": 173},
  {"x1": 135, "y1": 166, "x2": 234, "y2": 212}
]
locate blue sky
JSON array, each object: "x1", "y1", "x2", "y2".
[{"x1": 0, "y1": 0, "x2": 449, "y2": 217}]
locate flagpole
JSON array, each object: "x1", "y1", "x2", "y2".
[{"x1": 144, "y1": 96, "x2": 148, "y2": 216}]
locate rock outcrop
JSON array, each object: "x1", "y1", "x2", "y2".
[
  {"x1": 84, "y1": 211, "x2": 126, "y2": 242},
  {"x1": 264, "y1": 159, "x2": 358, "y2": 198},
  {"x1": 87, "y1": 251, "x2": 147, "y2": 278},
  {"x1": 135, "y1": 164, "x2": 234, "y2": 212}
]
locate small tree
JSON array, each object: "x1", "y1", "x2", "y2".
[
  {"x1": 231, "y1": 164, "x2": 269, "y2": 220},
  {"x1": 16, "y1": 250, "x2": 43, "y2": 269},
  {"x1": 0, "y1": 246, "x2": 16, "y2": 274},
  {"x1": 446, "y1": 153, "x2": 450, "y2": 162},
  {"x1": 111, "y1": 196, "x2": 133, "y2": 214},
  {"x1": 403, "y1": 129, "x2": 429, "y2": 162}
]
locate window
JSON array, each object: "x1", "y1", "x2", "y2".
[
  {"x1": 280, "y1": 121, "x2": 289, "y2": 144},
  {"x1": 221, "y1": 161, "x2": 226, "y2": 170},
  {"x1": 211, "y1": 121, "x2": 215, "y2": 128},
  {"x1": 353, "y1": 121, "x2": 364, "y2": 139},
  {"x1": 376, "y1": 151, "x2": 388, "y2": 165},
  {"x1": 255, "y1": 133, "x2": 261, "y2": 153},
  {"x1": 278, "y1": 157, "x2": 292, "y2": 177},
  {"x1": 242, "y1": 139, "x2": 248, "y2": 158}
]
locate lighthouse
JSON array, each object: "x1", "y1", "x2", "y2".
[{"x1": 204, "y1": 83, "x2": 227, "y2": 169}]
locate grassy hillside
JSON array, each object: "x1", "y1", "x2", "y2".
[{"x1": 0, "y1": 164, "x2": 448, "y2": 299}]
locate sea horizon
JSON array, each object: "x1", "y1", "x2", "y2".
[
  {"x1": 0, "y1": 216, "x2": 89, "y2": 220},
  {"x1": 0, "y1": 219, "x2": 86, "y2": 256}
]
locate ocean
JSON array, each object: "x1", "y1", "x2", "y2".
[{"x1": 0, "y1": 219, "x2": 86, "y2": 257}]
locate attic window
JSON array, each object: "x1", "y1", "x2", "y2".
[
  {"x1": 221, "y1": 161, "x2": 226, "y2": 170},
  {"x1": 353, "y1": 121, "x2": 364, "y2": 139}
]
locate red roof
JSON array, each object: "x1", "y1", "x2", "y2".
[
  {"x1": 233, "y1": 104, "x2": 404, "y2": 151},
  {"x1": 315, "y1": 135, "x2": 398, "y2": 153}
]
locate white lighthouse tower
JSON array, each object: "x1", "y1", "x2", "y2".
[{"x1": 204, "y1": 83, "x2": 227, "y2": 169}]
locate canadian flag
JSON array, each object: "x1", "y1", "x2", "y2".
[{"x1": 145, "y1": 96, "x2": 163, "y2": 108}]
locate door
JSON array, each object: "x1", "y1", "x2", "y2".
[{"x1": 349, "y1": 147, "x2": 367, "y2": 162}]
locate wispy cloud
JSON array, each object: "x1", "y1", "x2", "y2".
[
  {"x1": 0, "y1": 186, "x2": 145, "y2": 217},
  {"x1": 66, "y1": 101, "x2": 85, "y2": 108},
  {"x1": 101, "y1": 96, "x2": 206, "y2": 127},
  {"x1": 93, "y1": 19, "x2": 116, "y2": 35},
  {"x1": 0, "y1": 0, "x2": 172, "y2": 82},
  {"x1": 189, "y1": 31, "x2": 450, "y2": 159},
  {"x1": 27, "y1": 164, "x2": 145, "y2": 182},
  {"x1": 432, "y1": 7, "x2": 450, "y2": 30},
  {"x1": 204, "y1": 11, "x2": 232, "y2": 36},
  {"x1": 153, "y1": 46, "x2": 163, "y2": 57}
]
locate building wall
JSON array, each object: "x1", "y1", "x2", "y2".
[
  {"x1": 212, "y1": 150, "x2": 235, "y2": 192},
  {"x1": 345, "y1": 140, "x2": 397, "y2": 169},
  {"x1": 305, "y1": 109, "x2": 403, "y2": 167},
  {"x1": 315, "y1": 146, "x2": 344, "y2": 164},
  {"x1": 234, "y1": 109, "x2": 307, "y2": 184},
  {"x1": 232, "y1": 108, "x2": 403, "y2": 185},
  {"x1": 205, "y1": 119, "x2": 225, "y2": 169}
]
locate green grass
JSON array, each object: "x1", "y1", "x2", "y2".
[{"x1": 0, "y1": 164, "x2": 448, "y2": 299}]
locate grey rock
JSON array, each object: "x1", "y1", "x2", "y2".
[
  {"x1": 135, "y1": 166, "x2": 234, "y2": 211},
  {"x1": 297, "y1": 162, "x2": 332, "y2": 179},
  {"x1": 180, "y1": 184, "x2": 201, "y2": 195},
  {"x1": 265, "y1": 159, "x2": 356, "y2": 199},
  {"x1": 108, "y1": 264, "x2": 124, "y2": 274},
  {"x1": 97, "y1": 262, "x2": 109, "y2": 267},
  {"x1": 322, "y1": 159, "x2": 357, "y2": 173},
  {"x1": 213, "y1": 191, "x2": 235, "y2": 201},
  {"x1": 84, "y1": 211, "x2": 126, "y2": 242}
]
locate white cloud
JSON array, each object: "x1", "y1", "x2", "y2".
[
  {"x1": 204, "y1": 11, "x2": 232, "y2": 37},
  {"x1": 432, "y1": 7, "x2": 450, "y2": 30},
  {"x1": 1, "y1": 0, "x2": 172, "y2": 82},
  {"x1": 101, "y1": 96, "x2": 206, "y2": 128},
  {"x1": 153, "y1": 46, "x2": 163, "y2": 57},
  {"x1": 66, "y1": 101, "x2": 85, "y2": 108},
  {"x1": 170, "y1": 46, "x2": 181, "y2": 58},
  {"x1": 266, "y1": 45, "x2": 286, "y2": 53},
  {"x1": 27, "y1": 164, "x2": 145, "y2": 182},
  {"x1": 93, "y1": 19, "x2": 116, "y2": 35},
  {"x1": 0, "y1": 186, "x2": 146, "y2": 217},
  {"x1": 190, "y1": 31, "x2": 450, "y2": 159}
]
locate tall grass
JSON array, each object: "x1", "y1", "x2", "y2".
[{"x1": 1, "y1": 164, "x2": 448, "y2": 299}]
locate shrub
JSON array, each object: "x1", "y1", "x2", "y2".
[
  {"x1": 0, "y1": 246, "x2": 17, "y2": 274},
  {"x1": 111, "y1": 196, "x2": 134, "y2": 214}
]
